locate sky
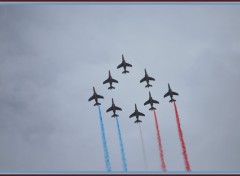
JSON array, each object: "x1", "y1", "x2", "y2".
[{"x1": 0, "y1": 3, "x2": 240, "y2": 172}]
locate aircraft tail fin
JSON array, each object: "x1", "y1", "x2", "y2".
[
  {"x1": 169, "y1": 99, "x2": 176, "y2": 103},
  {"x1": 149, "y1": 106, "x2": 156, "y2": 111},
  {"x1": 134, "y1": 119, "x2": 142, "y2": 123},
  {"x1": 94, "y1": 102, "x2": 101, "y2": 106},
  {"x1": 122, "y1": 70, "x2": 129, "y2": 74},
  {"x1": 108, "y1": 86, "x2": 115, "y2": 90},
  {"x1": 111, "y1": 114, "x2": 118, "y2": 118},
  {"x1": 145, "y1": 84, "x2": 152, "y2": 88}
]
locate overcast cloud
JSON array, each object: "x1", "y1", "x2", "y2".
[{"x1": 0, "y1": 3, "x2": 240, "y2": 172}]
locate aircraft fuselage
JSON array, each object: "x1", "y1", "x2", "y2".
[
  {"x1": 112, "y1": 104, "x2": 117, "y2": 114},
  {"x1": 146, "y1": 76, "x2": 150, "y2": 84},
  {"x1": 168, "y1": 87, "x2": 174, "y2": 100},
  {"x1": 94, "y1": 95, "x2": 99, "y2": 104}
]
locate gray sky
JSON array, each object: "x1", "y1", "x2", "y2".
[{"x1": 0, "y1": 3, "x2": 240, "y2": 172}]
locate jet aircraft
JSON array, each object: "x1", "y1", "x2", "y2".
[
  {"x1": 129, "y1": 104, "x2": 145, "y2": 123},
  {"x1": 117, "y1": 54, "x2": 132, "y2": 74},
  {"x1": 88, "y1": 87, "x2": 104, "y2": 106},
  {"x1": 144, "y1": 91, "x2": 159, "y2": 111},
  {"x1": 140, "y1": 69, "x2": 155, "y2": 88},
  {"x1": 103, "y1": 70, "x2": 118, "y2": 90},
  {"x1": 106, "y1": 98, "x2": 122, "y2": 117},
  {"x1": 164, "y1": 83, "x2": 179, "y2": 103}
]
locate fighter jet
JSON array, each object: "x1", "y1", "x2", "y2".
[
  {"x1": 106, "y1": 98, "x2": 122, "y2": 117},
  {"x1": 117, "y1": 54, "x2": 132, "y2": 74},
  {"x1": 140, "y1": 69, "x2": 155, "y2": 88},
  {"x1": 144, "y1": 91, "x2": 159, "y2": 111},
  {"x1": 129, "y1": 104, "x2": 145, "y2": 123},
  {"x1": 164, "y1": 83, "x2": 179, "y2": 103},
  {"x1": 103, "y1": 70, "x2": 118, "y2": 90},
  {"x1": 88, "y1": 87, "x2": 104, "y2": 106}
]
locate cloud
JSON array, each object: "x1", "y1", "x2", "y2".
[{"x1": 0, "y1": 4, "x2": 240, "y2": 172}]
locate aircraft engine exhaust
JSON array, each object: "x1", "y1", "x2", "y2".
[
  {"x1": 98, "y1": 105, "x2": 112, "y2": 172},
  {"x1": 153, "y1": 110, "x2": 167, "y2": 172},
  {"x1": 116, "y1": 117, "x2": 128, "y2": 172},
  {"x1": 139, "y1": 123, "x2": 148, "y2": 171},
  {"x1": 173, "y1": 102, "x2": 191, "y2": 172}
]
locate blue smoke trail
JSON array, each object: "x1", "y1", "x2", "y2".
[
  {"x1": 98, "y1": 105, "x2": 111, "y2": 172},
  {"x1": 116, "y1": 117, "x2": 128, "y2": 172}
]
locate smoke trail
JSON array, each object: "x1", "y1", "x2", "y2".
[
  {"x1": 116, "y1": 117, "x2": 128, "y2": 172},
  {"x1": 97, "y1": 105, "x2": 111, "y2": 172},
  {"x1": 138, "y1": 123, "x2": 148, "y2": 171},
  {"x1": 173, "y1": 101, "x2": 191, "y2": 172},
  {"x1": 153, "y1": 110, "x2": 167, "y2": 172}
]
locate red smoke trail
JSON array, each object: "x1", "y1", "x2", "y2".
[
  {"x1": 173, "y1": 101, "x2": 191, "y2": 172},
  {"x1": 153, "y1": 110, "x2": 167, "y2": 172}
]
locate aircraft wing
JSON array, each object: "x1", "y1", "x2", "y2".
[
  {"x1": 97, "y1": 95, "x2": 104, "y2": 99},
  {"x1": 148, "y1": 77, "x2": 155, "y2": 81},
  {"x1": 106, "y1": 106, "x2": 113, "y2": 112},
  {"x1": 164, "y1": 92, "x2": 170, "y2": 98},
  {"x1": 144, "y1": 99, "x2": 150, "y2": 105},
  {"x1": 126, "y1": 63, "x2": 132, "y2": 67},
  {"x1": 138, "y1": 112, "x2": 145, "y2": 116},
  {"x1": 130, "y1": 112, "x2": 136, "y2": 118},
  {"x1": 172, "y1": 91, "x2": 179, "y2": 96},
  {"x1": 115, "y1": 106, "x2": 122, "y2": 111},
  {"x1": 103, "y1": 78, "x2": 110, "y2": 84},
  {"x1": 117, "y1": 63, "x2": 124, "y2": 69},
  {"x1": 140, "y1": 77, "x2": 146, "y2": 83},
  {"x1": 88, "y1": 95, "x2": 94, "y2": 101},
  {"x1": 152, "y1": 99, "x2": 159, "y2": 104},
  {"x1": 112, "y1": 79, "x2": 118, "y2": 83}
]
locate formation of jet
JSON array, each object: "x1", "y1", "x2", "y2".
[
  {"x1": 164, "y1": 83, "x2": 179, "y2": 103},
  {"x1": 129, "y1": 104, "x2": 145, "y2": 123},
  {"x1": 103, "y1": 70, "x2": 118, "y2": 90},
  {"x1": 117, "y1": 54, "x2": 132, "y2": 74},
  {"x1": 106, "y1": 98, "x2": 122, "y2": 117},
  {"x1": 140, "y1": 69, "x2": 155, "y2": 88},
  {"x1": 144, "y1": 91, "x2": 159, "y2": 111},
  {"x1": 89, "y1": 55, "x2": 180, "y2": 124},
  {"x1": 88, "y1": 87, "x2": 104, "y2": 106}
]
